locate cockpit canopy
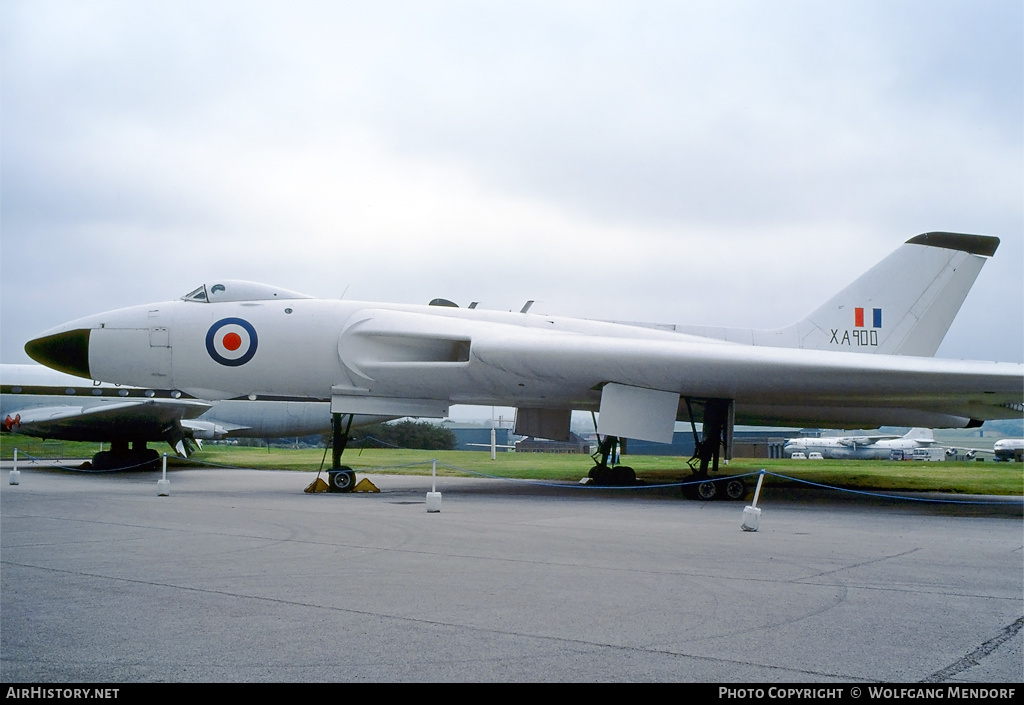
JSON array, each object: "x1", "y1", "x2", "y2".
[{"x1": 181, "y1": 281, "x2": 313, "y2": 303}]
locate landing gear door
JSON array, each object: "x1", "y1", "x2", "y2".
[{"x1": 597, "y1": 383, "x2": 679, "y2": 444}]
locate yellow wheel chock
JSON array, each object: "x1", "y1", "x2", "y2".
[{"x1": 304, "y1": 477, "x2": 380, "y2": 493}]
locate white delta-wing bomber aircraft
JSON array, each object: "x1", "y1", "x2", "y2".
[{"x1": 25, "y1": 232, "x2": 1024, "y2": 499}]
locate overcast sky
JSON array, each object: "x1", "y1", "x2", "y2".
[{"x1": 3, "y1": 1, "x2": 1022, "y2": 384}]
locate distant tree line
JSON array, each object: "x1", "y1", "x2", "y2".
[
  {"x1": 231, "y1": 435, "x2": 322, "y2": 448},
  {"x1": 356, "y1": 420, "x2": 457, "y2": 450},
  {"x1": 317, "y1": 420, "x2": 456, "y2": 451}
]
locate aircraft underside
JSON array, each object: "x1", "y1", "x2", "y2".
[{"x1": 325, "y1": 395, "x2": 748, "y2": 501}]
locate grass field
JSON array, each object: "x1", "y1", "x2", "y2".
[{"x1": 4, "y1": 437, "x2": 1022, "y2": 496}]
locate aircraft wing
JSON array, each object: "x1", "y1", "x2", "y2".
[
  {"x1": 836, "y1": 435, "x2": 898, "y2": 446},
  {"x1": 4, "y1": 399, "x2": 211, "y2": 442},
  {"x1": 336, "y1": 308, "x2": 1023, "y2": 434},
  {"x1": 941, "y1": 445, "x2": 1001, "y2": 458}
]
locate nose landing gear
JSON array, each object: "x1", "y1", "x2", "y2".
[{"x1": 326, "y1": 413, "x2": 357, "y2": 492}]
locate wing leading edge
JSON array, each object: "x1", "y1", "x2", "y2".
[{"x1": 4, "y1": 398, "x2": 211, "y2": 442}]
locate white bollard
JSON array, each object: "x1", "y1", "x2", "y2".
[
  {"x1": 741, "y1": 470, "x2": 766, "y2": 532},
  {"x1": 157, "y1": 453, "x2": 170, "y2": 496},
  {"x1": 9, "y1": 448, "x2": 20, "y2": 485},
  {"x1": 426, "y1": 491, "x2": 442, "y2": 512},
  {"x1": 426, "y1": 459, "x2": 442, "y2": 512}
]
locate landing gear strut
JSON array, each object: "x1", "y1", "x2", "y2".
[
  {"x1": 327, "y1": 413, "x2": 357, "y2": 492},
  {"x1": 681, "y1": 398, "x2": 745, "y2": 501},
  {"x1": 588, "y1": 433, "x2": 636, "y2": 486}
]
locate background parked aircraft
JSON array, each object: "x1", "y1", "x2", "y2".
[
  {"x1": 992, "y1": 438, "x2": 1024, "y2": 462},
  {"x1": 1, "y1": 363, "x2": 341, "y2": 469},
  {"x1": 786, "y1": 429, "x2": 1024, "y2": 462},
  {"x1": 783, "y1": 428, "x2": 941, "y2": 460}
]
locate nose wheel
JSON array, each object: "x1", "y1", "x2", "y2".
[{"x1": 329, "y1": 467, "x2": 356, "y2": 492}]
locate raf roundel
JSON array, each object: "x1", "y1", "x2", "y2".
[{"x1": 206, "y1": 318, "x2": 259, "y2": 367}]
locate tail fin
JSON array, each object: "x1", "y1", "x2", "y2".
[
  {"x1": 779, "y1": 233, "x2": 998, "y2": 355},
  {"x1": 902, "y1": 427, "x2": 935, "y2": 441},
  {"x1": 676, "y1": 233, "x2": 998, "y2": 356}
]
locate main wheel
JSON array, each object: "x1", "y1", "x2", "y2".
[
  {"x1": 696, "y1": 480, "x2": 718, "y2": 501},
  {"x1": 611, "y1": 465, "x2": 636, "y2": 486},
  {"x1": 134, "y1": 448, "x2": 160, "y2": 470},
  {"x1": 91, "y1": 451, "x2": 115, "y2": 471},
  {"x1": 91, "y1": 449, "x2": 160, "y2": 471},
  {"x1": 330, "y1": 468, "x2": 356, "y2": 492},
  {"x1": 723, "y1": 478, "x2": 746, "y2": 501},
  {"x1": 589, "y1": 464, "x2": 612, "y2": 485}
]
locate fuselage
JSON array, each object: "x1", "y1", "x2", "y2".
[{"x1": 27, "y1": 290, "x2": 735, "y2": 406}]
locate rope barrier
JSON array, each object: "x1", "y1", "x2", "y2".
[
  {"x1": 9, "y1": 451, "x2": 159, "y2": 473},
  {"x1": 758, "y1": 470, "x2": 1022, "y2": 505},
  {"x1": 8, "y1": 450, "x2": 1021, "y2": 506}
]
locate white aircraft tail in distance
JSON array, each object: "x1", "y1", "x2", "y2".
[{"x1": 25, "y1": 232, "x2": 1024, "y2": 497}]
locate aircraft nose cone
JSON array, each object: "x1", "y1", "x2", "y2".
[{"x1": 25, "y1": 329, "x2": 92, "y2": 378}]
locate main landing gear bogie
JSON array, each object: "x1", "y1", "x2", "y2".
[
  {"x1": 588, "y1": 463, "x2": 637, "y2": 487},
  {"x1": 587, "y1": 433, "x2": 638, "y2": 487},
  {"x1": 681, "y1": 476, "x2": 747, "y2": 501},
  {"x1": 677, "y1": 397, "x2": 747, "y2": 501},
  {"x1": 90, "y1": 441, "x2": 161, "y2": 471}
]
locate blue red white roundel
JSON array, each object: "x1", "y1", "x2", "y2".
[{"x1": 206, "y1": 318, "x2": 258, "y2": 366}]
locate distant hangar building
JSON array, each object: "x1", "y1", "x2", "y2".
[
  {"x1": 443, "y1": 423, "x2": 516, "y2": 452},
  {"x1": 445, "y1": 422, "x2": 793, "y2": 459}
]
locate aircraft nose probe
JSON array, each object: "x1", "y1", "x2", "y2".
[{"x1": 25, "y1": 329, "x2": 92, "y2": 379}]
